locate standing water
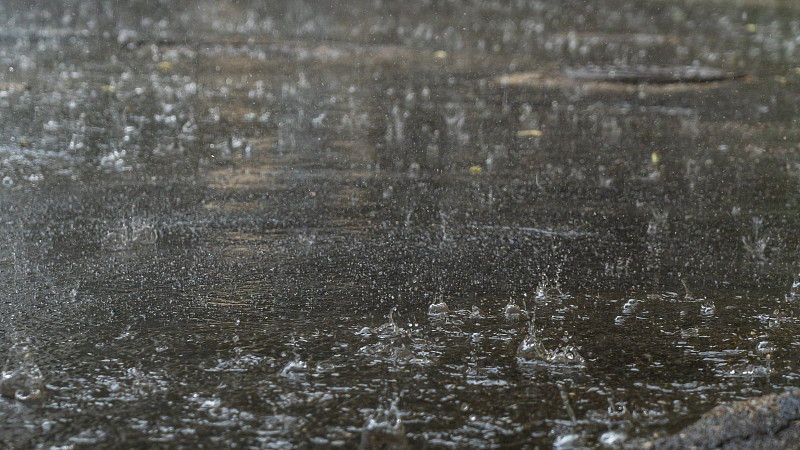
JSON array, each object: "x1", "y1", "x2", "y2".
[{"x1": 2, "y1": 0, "x2": 800, "y2": 447}]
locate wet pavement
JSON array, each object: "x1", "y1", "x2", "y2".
[{"x1": 2, "y1": 0, "x2": 800, "y2": 447}]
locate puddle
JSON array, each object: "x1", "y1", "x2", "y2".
[{"x1": 1, "y1": 0, "x2": 800, "y2": 447}]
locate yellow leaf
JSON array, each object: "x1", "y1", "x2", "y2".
[
  {"x1": 157, "y1": 61, "x2": 173, "y2": 71},
  {"x1": 469, "y1": 165, "x2": 482, "y2": 175}
]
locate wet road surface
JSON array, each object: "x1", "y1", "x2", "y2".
[{"x1": 2, "y1": 0, "x2": 800, "y2": 447}]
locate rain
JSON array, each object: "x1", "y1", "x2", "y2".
[{"x1": 2, "y1": 0, "x2": 800, "y2": 448}]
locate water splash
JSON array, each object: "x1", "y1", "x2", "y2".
[
  {"x1": 278, "y1": 359, "x2": 308, "y2": 379},
  {"x1": 787, "y1": 275, "x2": 800, "y2": 302},
  {"x1": 518, "y1": 324, "x2": 586, "y2": 367},
  {"x1": 206, "y1": 347, "x2": 272, "y2": 373},
  {"x1": 374, "y1": 307, "x2": 402, "y2": 336},
  {"x1": 0, "y1": 342, "x2": 46, "y2": 402},
  {"x1": 503, "y1": 299, "x2": 523, "y2": 320},
  {"x1": 102, "y1": 217, "x2": 158, "y2": 250},
  {"x1": 742, "y1": 216, "x2": 769, "y2": 263},
  {"x1": 599, "y1": 430, "x2": 627, "y2": 446},
  {"x1": 517, "y1": 331, "x2": 548, "y2": 361},
  {"x1": 699, "y1": 299, "x2": 717, "y2": 318},
  {"x1": 469, "y1": 305, "x2": 485, "y2": 319},
  {"x1": 360, "y1": 398, "x2": 408, "y2": 449},
  {"x1": 428, "y1": 297, "x2": 450, "y2": 316}
]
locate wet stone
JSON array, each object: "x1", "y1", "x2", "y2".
[{"x1": 644, "y1": 390, "x2": 800, "y2": 450}]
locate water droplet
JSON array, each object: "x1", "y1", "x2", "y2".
[
  {"x1": 428, "y1": 299, "x2": 449, "y2": 315},
  {"x1": 504, "y1": 301, "x2": 522, "y2": 320}
]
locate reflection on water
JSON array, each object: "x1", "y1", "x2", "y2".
[{"x1": 1, "y1": 0, "x2": 800, "y2": 447}]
